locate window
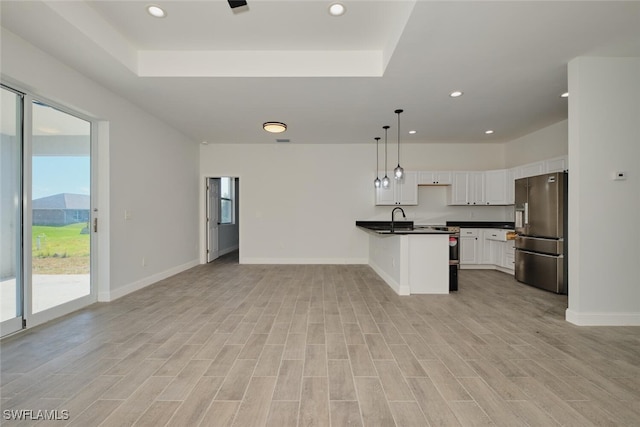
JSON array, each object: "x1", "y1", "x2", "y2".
[{"x1": 220, "y1": 177, "x2": 234, "y2": 224}]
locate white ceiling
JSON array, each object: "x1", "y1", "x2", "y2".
[{"x1": 2, "y1": 1, "x2": 640, "y2": 144}]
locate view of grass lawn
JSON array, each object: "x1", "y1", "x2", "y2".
[{"x1": 32, "y1": 223, "x2": 90, "y2": 274}]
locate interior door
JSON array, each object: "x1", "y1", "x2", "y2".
[
  {"x1": 1, "y1": 86, "x2": 23, "y2": 336},
  {"x1": 206, "y1": 178, "x2": 220, "y2": 262}
]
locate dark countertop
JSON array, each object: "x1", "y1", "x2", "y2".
[
  {"x1": 356, "y1": 221, "x2": 453, "y2": 235},
  {"x1": 446, "y1": 221, "x2": 515, "y2": 229}
]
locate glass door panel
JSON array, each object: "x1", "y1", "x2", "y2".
[
  {"x1": 0, "y1": 86, "x2": 23, "y2": 335},
  {"x1": 31, "y1": 101, "x2": 91, "y2": 314}
]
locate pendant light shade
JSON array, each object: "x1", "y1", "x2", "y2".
[
  {"x1": 394, "y1": 109, "x2": 405, "y2": 180},
  {"x1": 374, "y1": 137, "x2": 381, "y2": 188},
  {"x1": 382, "y1": 126, "x2": 391, "y2": 188}
]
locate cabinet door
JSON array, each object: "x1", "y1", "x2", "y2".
[
  {"x1": 484, "y1": 169, "x2": 507, "y2": 205},
  {"x1": 396, "y1": 171, "x2": 418, "y2": 205},
  {"x1": 505, "y1": 168, "x2": 516, "y2": 205},
  {"x1": 460, "y1": 236, "x2": 479, "y2": 264},
  {"x1": 418, "y1": 171, "x2": 435, "y2": 185},
  {"x1": 482, "y1": 230, "x2": 493, "y2": 264},
  {"x1": 418, "y1": 171, "x2": 452, "y2": 185},
  {"x1": 490, "y1": 240, "x2": 503, "y2": 265},
  {"x1": 545, "y1": 156, "x2": 567, "y2": 173},
  {"x1": 460, "y1": 229, "x2": 480, "y2": 264},
  {"x1": 468, "y1": 172, "x2": 485, "y2": 205},
  {"x1": 519, "y1": 161, "x2": 545, "y2": 178},
  {"x1": 502, "y1": 240, "x2": 515, "y2": 271},
  {"x1": 449, "y1": 172, "x2": 469, "y2": 205},
  {"x1": 375, "y1": 180, "x2": 395, "y2": 205},
  {"x1": 434, "y1": 171, "x2": 452, "y2": 185}
]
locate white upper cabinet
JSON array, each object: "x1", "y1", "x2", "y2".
[
  {"x1": 418, "y1": 171, "x2": 452, "y2": 185},
  {"x1": 518, "y1": 160, "x2": 545, "y2": 178},
  {"x1": 448, "y1": 170, "x2": 512, "y2": 206},
  {"x1": 484, "y1": 169, "x2": 508, "y2": 205},
  {"x1": 506, "y1": 168, "x2": 516, "y2": 205},
  {"x1": 545, "y1": 156, "x2": 568, "y2": 173},
  {"x1": 375, "y1": 171, "x2": 418, "y2": 205},
  {"x1": 449, "y1": 172, "x2": 470, "y2": 205}
]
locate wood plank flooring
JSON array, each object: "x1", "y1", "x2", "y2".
[{"x1": 1, "y1": 251, "x2": 639, "y2": 426}]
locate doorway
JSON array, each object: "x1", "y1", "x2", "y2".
[
  {"x1": 205, "y1": 177, "x2": 239, "y2": 263},
  {"x1": 1, "y1": 84, "x2": 97, "y2": 336}
]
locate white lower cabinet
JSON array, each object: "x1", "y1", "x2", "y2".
[
  {"x1": 460, "y1": 228, "x2": 515, "y2": 273},
  {"x1": 459, "y1": 229, "x2": 481, "y2": 264}
]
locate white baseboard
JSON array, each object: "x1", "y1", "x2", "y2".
[
  {"x1": 565, "y1": 309, "x2": 640, "y2": 326},
  {"x1": 460, "y1": 264, "x2": 514, "y2": 275},
  {"x1": 99, "y1": 259, "x2": 199, "y2": 302},
  {"x1": 240, "y1": 257, "x2": 368, "y2": 265},
  {"x1": 368, "y1": 261, "x2": 410, "y2": 296}
]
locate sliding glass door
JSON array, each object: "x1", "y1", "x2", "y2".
[
  {"x1": 30, "y1": 100, "x2": 92, "y2": 318},
  {"x1": 1, "y1": 84, "x2": 96, "y2": 336},
  {"x1": 0, "y1": 86, "x2": 23, "y2": 336}
]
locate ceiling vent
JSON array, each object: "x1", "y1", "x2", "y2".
[{"x1": 276, "y1": 138, "x2": 290, "y2": 143}]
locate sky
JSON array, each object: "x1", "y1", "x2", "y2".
[{"x1": 32, "y1": 156, "x2": 90, "y2": 200}]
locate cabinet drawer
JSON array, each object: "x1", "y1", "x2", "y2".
[
  {"x1": 460, "y1": 228, "x2": 479, "y2": 238},
  {"x1": 484, "y1": 229, "x2": 514, "y2": 241}
]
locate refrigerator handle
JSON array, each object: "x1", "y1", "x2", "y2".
[{"x1": 524, "y1": 202, "x2": 529, "y2": 225}]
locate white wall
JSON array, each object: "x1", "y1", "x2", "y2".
[
  {"x1": 200, "y1": 141, "x2": 508, "y2": 263},
  {"x1": 1, "y1": 29, "x2": 200, "y2": 300},
  {"x1": 566, "y1": 57, "x2": 640, "y2": 325},
  {"x1": 504, "y1": 120, "x2": 568, "y2": 168}
]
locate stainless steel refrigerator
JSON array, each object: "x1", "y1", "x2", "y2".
[{"x1": 514, "y1": 172, "x2": 567, "y2": 294}]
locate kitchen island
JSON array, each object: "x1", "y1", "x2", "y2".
[{"x1": 356, "y1": 221, "x2": 451, "y2": 295}]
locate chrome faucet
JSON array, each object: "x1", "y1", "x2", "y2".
[{"x1": 391, "y1": 207, "x2": 406, "y2": 233}]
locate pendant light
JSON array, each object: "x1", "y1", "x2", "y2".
[
  {"x1": 382, "y1": 126, "x2": 391, "y2": 188},
  {"x1": 394, "y1": 109, "x2": 405, "y2": 180},
  {"x1": 374, "y1": 137, "x2": 381, "y2": 188}
]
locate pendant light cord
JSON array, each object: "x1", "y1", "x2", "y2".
[{"x1": 383, "y1": 126, "x2": 390, "y2": 176}]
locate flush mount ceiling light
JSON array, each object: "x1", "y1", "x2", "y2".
[
  {"x1": 146, "y1": 5, "x2": 167, "y2": 18},
  {"x1": 382, "y1": 126, "x2": 391, "y2": 189},
  {"x1": 393, "y1": 109, "x2": 405, "y2": 180},
  {"x1": 328, "y1": 3, "x2": 346, "y2": 16},
  {"x1": 228, "y1": 0, "x2": 248, "y2": 9},
  {"x1": 449, "y1": 90, "x2": 464, "y2": 98},
  {"x1": 263, "y1": 122, "x2": 287, "y2": 133},
  {"x1": 374, "y1": 137, "x2": 382, "y2": 188}
]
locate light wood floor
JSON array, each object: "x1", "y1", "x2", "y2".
[{"x1": 1, "y1": 252, "x2": 639, "y2": 426}]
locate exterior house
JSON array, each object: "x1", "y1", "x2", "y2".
[{"x1": 32, "y1": 193, "x2": 90, "y2": 226}]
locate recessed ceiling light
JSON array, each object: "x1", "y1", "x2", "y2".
[
  {"x1": 328, "y1": 3, "x2": 346, "y2": 16},
  {"x1": 201, "y1": 141, "x2": 208, "y2": 145},
  {"x1": 449, "y1": 91, "x2": 464, "y2": 98},
  {"x1": 560, "y1": 92, "x2": 569, "y2": 98},
  {"x1": 408, "y1": 130, "x2": 417, "y2": 134},
  {"x1": 263, "y1": 122, "x2": 287, "y2": 133},
  {"x1": 146, "y1": 5, "x2": 167, "y2": 18},
  {"x1": 485, "y1": 130, "x2": 494, "y2": 135}
]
